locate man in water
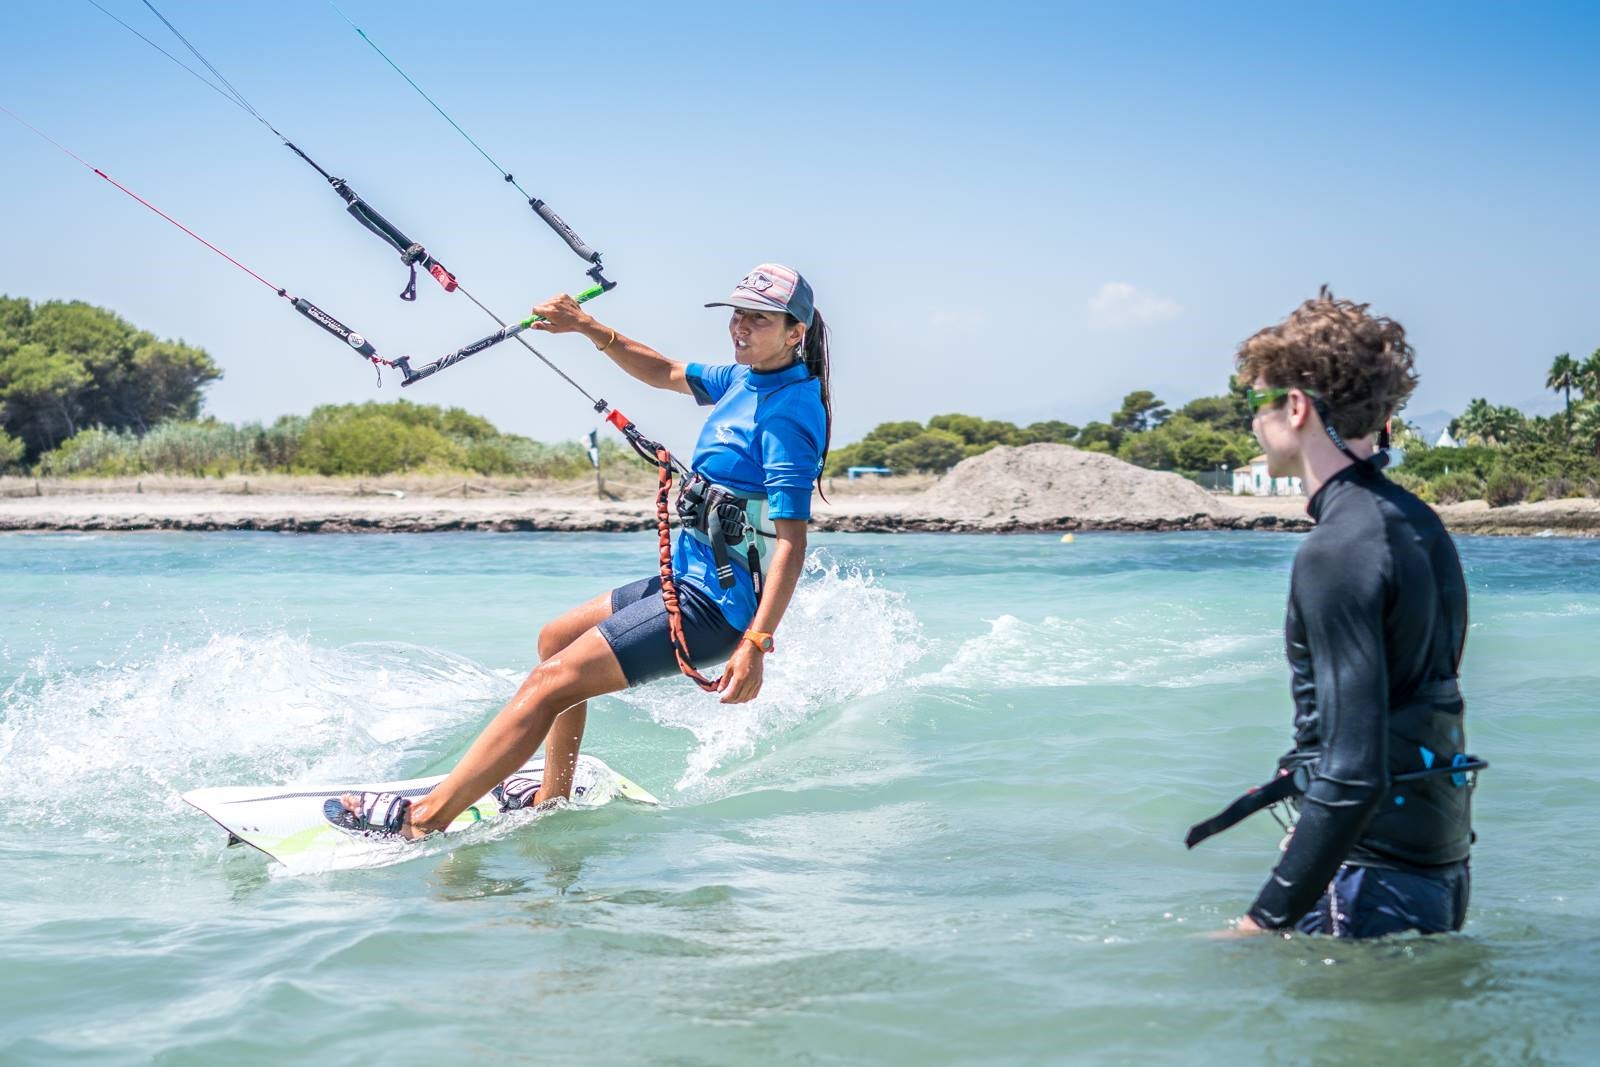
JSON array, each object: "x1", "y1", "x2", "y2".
[{"x1": 1207, "y1": 288, "x2": 1478, "y2": 938}]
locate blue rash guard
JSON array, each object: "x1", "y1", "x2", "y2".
[{"x1": 677, "y1": 359, "x2": 826, "y2": 631}]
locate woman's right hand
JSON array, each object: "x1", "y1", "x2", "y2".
[{"x1": 528, "y1": 293, "x2": 592, "y2": 334}]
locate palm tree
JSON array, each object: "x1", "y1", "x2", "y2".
[
  {"x1": 1580, "y1": 348, "x2": 1600, "y2": 403},
  {"x1": 1547, "y1": 352, "x2": 1579, "y2": 438},
  {"x1": 1454, "y1": 398, "x2": 1494, "y2": 444},
  {"x1": 1573, "y1": 401, "x2": 1600, "y2": 458}
]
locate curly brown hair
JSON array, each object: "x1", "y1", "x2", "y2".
[{"x1": 1235, "y1": 287, "x2": 1418, "y2": 438}]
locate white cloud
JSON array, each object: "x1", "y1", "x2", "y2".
[{"x1": 1087, "y1": 282, "x2": 1181, "y2": 329}]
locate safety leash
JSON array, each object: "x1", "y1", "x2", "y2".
[{"x1": 655, "y1": 449, "x2": 721, "y2": 692}]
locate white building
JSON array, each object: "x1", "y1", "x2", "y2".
[
  {"x1": 1232, "y1": 454, "x2": 1304, "y2": 496},
  {"x1": 1434, "y1": 428, "x2": 1458, "y2": 448}
]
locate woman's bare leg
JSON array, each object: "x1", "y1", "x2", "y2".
[
  {"x1": 531, "y1": 591, "x2": 614, "y2": 805},
  {"x1": 397, "y1": 626, "x2": 628, "y2": 833}
]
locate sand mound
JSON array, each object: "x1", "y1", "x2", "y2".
[{"x1": 917, "y1": 443, "x2": 1240, "y2": 526}]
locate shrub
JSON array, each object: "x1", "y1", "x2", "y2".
[
  {"x1": 464, "y1": 435, "x2": 593, "y2": 478},
  {"x1": 1388, "y1": 470, "x2": 1435, "y2": 503},
  {"x1": 1431, "y1": 471, "x2": 1485, "y2": 505},
  {"x1": 257, "y1": 416, "x2": 306, "y2": 471},
  {"x1": 36, "y1": 427, "x2": 136, "y2": 476},
  {"x1": 1401, "y1": 445, "x2": 1498, "y2": 482},
  {"x1": 1540, "y1": 476, "x2": 1578, "y2": 500},
  {"x1": 0, "y1": 427, "x2": 24, "y2": 472},
  {"x1": 136, "y1": 420, "x2": 257, "y2": 476},
  {"x1": 295, "y1": 413, "x2": 464, "y2": 475},
  {"x1": 1484, "y1": 468, "x2": 1530, "y2": 508}
]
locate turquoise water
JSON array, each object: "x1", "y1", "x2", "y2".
[{"x1": 2, "y1": 530, "x2": 1597, "y2": 1065}]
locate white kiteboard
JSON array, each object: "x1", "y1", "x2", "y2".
[{"x1": 183, "y1": 753, "x2": 658, "y2": 870}]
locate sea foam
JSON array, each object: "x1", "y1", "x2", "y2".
[
  {"x1": 614, "y1": 550, "x2": 926, "y2": 795},
  {"x1": 0, "y1": 633, "x2": 510, "y2": 845}
]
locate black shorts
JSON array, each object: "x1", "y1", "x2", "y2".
[
  {"x1": 1294, "y1": 861, "x2": 1470, "y2": 938},
  {"x1": 597, "y1": 575, "x2": 742, "y2": 687}
]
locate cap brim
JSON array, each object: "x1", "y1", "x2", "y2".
[{"x1": 705, "y1": 298, "x2": 791, "y2": 315}]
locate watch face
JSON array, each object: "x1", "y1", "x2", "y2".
[{"x1": 760, "y1": 636, "x2": 774, "y2": 652}]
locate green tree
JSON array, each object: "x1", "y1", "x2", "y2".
[
  {"x1": 1571, "y1": 401, "x2": 1600, "y2": 457},
  {"x1": 0, "y1": 426, "x2": 24, "y2": 471},
  {"x1": 1453, "y1": 398, "x2": 1523, "y2": 446},
  {"x1": 883, "y1": 429, "x2": 967, "y2": 473},
  {"x1": 0, "y1": 342, "x2": 94, "y2": 453},
  {"x1": 1578, "y1": 349, "x2": 1600, "y2": 402},
  {"x1": 1118, "y1": 425, "x2": 1177, "y2": 468},
  {"x1": 1177, "y1": 394, "x2": 1247, "y2": 432},
  {"x1": 862, "y1": 420, "x2": 924, "y2": 446},
  {"x1": 122, "y1": 339, "x2": 223, "y2": 428},
  {"x1": 0, "y1": 296, "x2": 30, "y2": 336},
  {"x1": 1115, "y1": 413, "x2": 1254, "y2": 472},
  {"x1": 1017, "y1": 420, "x2": 1079, "y2": 444},
  {"x1": 1547, "y1": 352, "x2": 1580, "y2": 438},
  {"x1": 927, "y1": 413, "x2": 1021, "y2": 448},
  {"x1": 0, "y1": 296, "x2": 220, "y2": 458},
  {"x1": 1111, "y1": 390, "x2": 1170, "y2": 434},
  {"x1": 824, "y1": 439, "x2": 889, "y2": 474},
  {"x1": 1076, "y1": 420, "x2": 1122, "y2": 452}
]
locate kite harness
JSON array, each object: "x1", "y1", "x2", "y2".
[{"x1": 1185, "y1": 754, "x2": 1488, "y2": 850}]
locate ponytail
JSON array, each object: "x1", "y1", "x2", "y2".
[{"x1": 791, "y1": 308, "x2": 832, "y2": 499}]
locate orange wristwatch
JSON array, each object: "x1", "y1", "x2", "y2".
[{"x1": 742, "y1": 629, "x2": 775, "y2": 654}]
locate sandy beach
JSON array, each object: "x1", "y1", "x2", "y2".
[{"x1": 5, "y1": 444, "x2": 1596, "y2": 536}]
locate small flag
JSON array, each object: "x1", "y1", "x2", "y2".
[{"x1": 586, "y1": 428, "x2": 600, "y2": 469}]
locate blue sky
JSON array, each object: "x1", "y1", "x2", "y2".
[{"x1": 3, "y1": 1, "x2": 1596, "y2": 449}]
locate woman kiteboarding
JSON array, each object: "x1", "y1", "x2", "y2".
[{"x1": 334, "y1": 264, "x2": 832, "y2": 837}]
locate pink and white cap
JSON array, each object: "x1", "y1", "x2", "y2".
[{"x1": 705, "y1": 263, "x2": 814, "y2": 327}]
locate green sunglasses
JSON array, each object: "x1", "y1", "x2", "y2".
[{"x1": 1246, "y1": 386, "x2": 1321, "y2": 414}]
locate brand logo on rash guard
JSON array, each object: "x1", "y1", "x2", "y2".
[{"x1": 715, "y1": 424, "x2": 736, "y2": 444}]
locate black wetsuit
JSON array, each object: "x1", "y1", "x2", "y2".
[{"x1": 1247, "y1": 462, "x2": 1475, "y2": 934}]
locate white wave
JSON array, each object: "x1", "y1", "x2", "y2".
[
  {"x1": 614, "y1": 550, "x2": 926, "y2": 795},
  {"x1": 920, "y1": 609, "x2": 1279, "y2": 690},
  {"x1": 0, "y1": 633, "x2": 512, "y2": 843}
]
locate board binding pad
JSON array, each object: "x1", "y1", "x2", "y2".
[{"x1": 183, "y1": 753, "x2": 658, "y2": 870}]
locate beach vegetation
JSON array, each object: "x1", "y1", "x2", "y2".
[
  {"x1": 13, "y1": 297, "x2": 1600, "y2": 500},
  {"x1": 0, "y1": 296, "x2": 220, "y2": 460},
  {"x1": 1431, "y1": 471, "x2": 1486, "y2": 504},
  {"x1": 882, "y1": 428, "x2": 968, "y2": 473},
  {"x1": 32, "y1": 401, "x2": 638, "y2": 480},
  {"x1": 824, "y1": 414, "x2": 1081, "y2": 474},
  {"x1": 0, "y1": 426, "x2": 27, "y2": 472}
]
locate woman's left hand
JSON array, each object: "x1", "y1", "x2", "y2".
[{"x1": 717, "y1": 641, "x2": 765, "y2": 704}]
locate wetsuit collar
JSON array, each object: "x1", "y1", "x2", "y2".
[
  {"x1": 747, "y1": 359, "x2": 811, "y2": 391},
  {"x1": 1306, "y1": 461, "x2": 1376, "y2": 521}
]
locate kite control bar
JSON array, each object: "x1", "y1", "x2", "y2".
[{"x1": 395, "y1": 283, "x2": 609, "y2": 386}]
